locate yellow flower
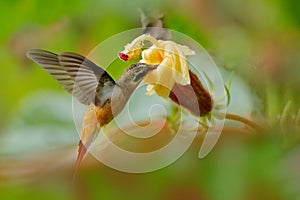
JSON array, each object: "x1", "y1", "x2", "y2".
[{"x1": 118, "y1": 34, "x2": 195, "y2": 98}]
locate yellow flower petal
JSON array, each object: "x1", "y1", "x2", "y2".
[
  {"x1": 179, "y1": 44, "x2": 195, "y2": 55},
  {"x1": 119, "y1": 34, "x2": 195, "y2": 98},
  {"x1": 146, "y1": 84, "x2": 156, "y2": 96},
  {"x1": 126, "y1": 48, "x2": 142, "y2": 61},
  {"x1": 144, "y1": 56, "x2": 176, "y2": 98},
  {"x1": 141, "y1": 47, "x2": 162, "y2": 65},
  {"x1": 148, "y1": 84, "x2": 171, "y2": 98}
]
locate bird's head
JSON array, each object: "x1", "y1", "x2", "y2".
[{"x1": 117, "y1": 63, "x2": 157, "y2": 90}]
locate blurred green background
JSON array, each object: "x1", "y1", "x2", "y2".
[{"x1": 1, "y1": 0, "x2": 300, "y2": 199}]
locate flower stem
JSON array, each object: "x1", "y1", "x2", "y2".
[{"x1": 224, "y1": 113, "x2": 262, "y2": 130}]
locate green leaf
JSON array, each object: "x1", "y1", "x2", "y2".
[
  {"x1": 280, "y1": 100, "x2": 292, "y2": 130},
  {"x1": 202, "y1": 70, "x2": 215, "y2": 96}
]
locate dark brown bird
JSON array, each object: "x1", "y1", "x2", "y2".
[{"x1": 26, "y1": 49, "x2": 157, "y2": 170}]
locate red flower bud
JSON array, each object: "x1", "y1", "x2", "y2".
[{"x1": 118, "y1": 52, "x2": 129, "y2": 61}]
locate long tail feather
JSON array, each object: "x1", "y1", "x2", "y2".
[
  {"x1": 73, "y1": 140, "x2": 88, "y2": 182},
  {"x1": 75, "y1": 141, "x2": 88, "y2": 170},
  {"x1": 73, "y1": 104, "x2": 101, "y2": 181}
]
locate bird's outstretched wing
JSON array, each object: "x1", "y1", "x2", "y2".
[{"x1": 26, "y1": 49, "x2": 115, "y2": 106}]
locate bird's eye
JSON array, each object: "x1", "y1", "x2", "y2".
[{"x1": 133, "y1": 70, "x2": 148, "y2": 82}]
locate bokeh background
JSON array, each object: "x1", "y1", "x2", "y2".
[{"x1": 1, "y1": 0, "x2": 300, "y2": 199}]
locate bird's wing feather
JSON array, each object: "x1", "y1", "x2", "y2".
[{"x1": 26, "y1": 49, "x2": 115, "y2": 106}]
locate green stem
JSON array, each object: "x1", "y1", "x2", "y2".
[{"x1": 225, "y1": 113, "x2": 262, "y2": 130}]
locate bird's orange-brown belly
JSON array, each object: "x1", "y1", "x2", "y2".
[{"x1": 95, "y1": 104, "x2": 113, "y2": 126}]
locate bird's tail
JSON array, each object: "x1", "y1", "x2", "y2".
[{"x1": 73, "y1": 104, "x2": 101, "y2": 181}]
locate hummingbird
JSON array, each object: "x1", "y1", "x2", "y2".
[{"x1": 26, "y1": 49, "x2": 157, "y2": 170}]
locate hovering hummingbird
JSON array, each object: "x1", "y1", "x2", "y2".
[{"x1": 26, "y1": 49, "x2": 157, "y2": 170}]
